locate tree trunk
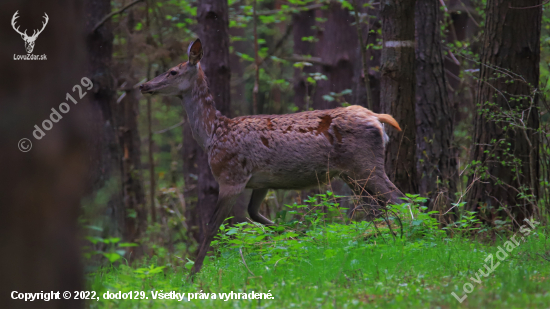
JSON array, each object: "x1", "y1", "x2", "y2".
[
  {"x1": 313, "y1": 2, "x2": 358, "y2": 110},
  {"x1": 0, "y1": 2, "x2": 87, "y2": 308},
  {"x1": 194, "y1": 0, "x2": 231, "y2": 242},
  {"x1": 444, "y1": 0, "x2": 479, "y2": 129},
  {"x1": 380, "y1": 0, "x2": 418, "y2": 194},
  {"x1": 352, "y1": 3, "x2": 382, "y2": 113},
  {"x1": 466, "y1": 0, "x2": 541, "y2": 224},
  {"x1": 85, "y1": 0, "x2": 125, "y2": 239},
  {"x1": 116, "y1": 10, "x2": 147, "y2": 244},
  {"x1": 415, "y1": 0, "x2": 457, "y2": 212},
  {"x1": 292, "y1": 9, "x2": 316, "y2": 111},
  {"x1": 229, "y1": 25, "x2": 249, "y2": 116},
  {"x1": 182, "y1": 117, "x2": 200, "y2": 243}
]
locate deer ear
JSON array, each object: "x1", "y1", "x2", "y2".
[{"x1": 187, "y1": 39, "x2": 203, "y2": 65}]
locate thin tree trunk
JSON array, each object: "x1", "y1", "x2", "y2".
[
  {"x1": 292, "y1": 9, "x2": 316, "y2": 111},
  {"x1": 0, "y1": 2, "x2": 87, "y2": 308},
  {"x1": 313, "y1": 2, "x2": 358, "y2": 110},
  {"x1": 118, "y1": 9, "x2": 147, "y2": 244},
  {"x1": 195, "y1": 0, "x2": 231, "y2": 242},
  {"x1": 182, "y1": 116, "x2": 200, "y2": 242},
  {"x1": 253, "y1": 0, "x2": 260, "y2": 115},
  {"x1": 352, "y1": 3, "x2": 382, "y2": 112},
  {"x1": 353, "y1": 0, "x2": 374, "y2": 110},
  {"x1": 85, "y1": 0, "x2": 126, "y2": 238},
  {"x1": 415, "y1": 0, "x2": 457, "y2": 213},
  {"x1": 147, "y1": 96, "x2": 156, "y2": 223},
  {"x1": 229, "y1": 25, "x2": 249, "y2": 116},
  {"x1": 466, "y1": 0, "x2": 541, "y2": 224},
  {"x1": 380, "y1": 0, "x2": 418, "y2": 194}
]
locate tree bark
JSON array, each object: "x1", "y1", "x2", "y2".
[
  {"x1": 466, "y1": 0, "x2": 541, "y2": 224},
  {"x1": 116, "y1": 9, "x2": 147, "y2": 244},
  {"x1": 0, "y1": 1, "x2": 87, "y2": 308},
  {"x1": 313, "y1": 2, "x2": 358, "y2": 110},
  {"x1": 380, "y1": 0, "x2": 418, "y2": 194},
  {"x1": 194, "y1": 0, "x2": 231, "y2": 242},
  {"x1": 351, "y1": 2, "x2": 382, "y2": 112},
  {"x1": 182, "y1": 117, "x2": 200, "y2": 243},
  {"x1": 118, "y1": 81, "x2": 147, "y2": 242},
  {"x1": 292, "y1": 9, "x2": 316, "y2": 111},
  {"x1": 229, "y1": 25, "x2": 249, "y2": 116},
  {"x1": 85, "y1": 0, "x2": 125, "y2": 239},
  {"x1": 415, "y1": 0, "x2": 457, "y2": 212}
]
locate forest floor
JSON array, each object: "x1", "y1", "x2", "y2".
[{"x1": 87, "y1": 218, "x2": 550, "y2": 309}]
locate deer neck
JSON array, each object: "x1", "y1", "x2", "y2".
[{"x1": 181, "y1": 70, "x2": 219, "y2": 151}]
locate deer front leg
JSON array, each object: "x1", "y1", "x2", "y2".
[
  {"x1": 189, "y1": 186, "x2": 241, "y2": 277},
  {"x1": 248, "y1": 188, "x2": 274, "y2": 225}
]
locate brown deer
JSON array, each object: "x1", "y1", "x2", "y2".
[{"x1": 140, "y1": 39, "x2": 405, "y2": 276}]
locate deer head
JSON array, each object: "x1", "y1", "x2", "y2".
[
  {"x1": 11, "y1": 11, "x2": 49, "y2": 54},
  {"x1": 140, "y1": 39, "x2": 204, "y2": 96}
]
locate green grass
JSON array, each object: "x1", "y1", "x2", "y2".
[{"x1": 87, "y1": 219, "x2": 550, "y2": 309}]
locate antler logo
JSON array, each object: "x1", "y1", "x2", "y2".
[{"x1": 11, "y1": 11, "x2": 49, "y2": 54}]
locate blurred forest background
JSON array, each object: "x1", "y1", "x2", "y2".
[{"x1": 2, "y1": 0, "x2": 550, "y2": 305}]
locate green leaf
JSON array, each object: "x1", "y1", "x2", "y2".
[
  {"x1": 118, "y1": 242, "x2": 138, "y2": 247},
  {"x1": 185, "y1": 259, "x2": 194, "y2": 270},
  {"x1": 105, "y1": 237, "x2": 120, "y2": 244},
  {"x1": 86, "y1": 236, "x2": 104, "y2": 245},
  {"x1": 226, "y1": 228, "x2": 238, "y2": 235},
  {"x1": 103, "y1": 253, "x2": 122, "y2": 263}
]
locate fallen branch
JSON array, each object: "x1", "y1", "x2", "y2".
[{"x1": 239, "y1": 248, "x2": 255, "y2": 276}]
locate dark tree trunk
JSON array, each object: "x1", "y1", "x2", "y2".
[
  {"x1": 0, "y1": 1, "x2": 87, "y2": 308},
  {"x1": 85, "y1": 0, "x2": 125, "y2": 237},
  {"x1": 415, "y1": 0, "x2": 457, "y2": 212},
  {"x1": 292, "y1": 9, "x2": 316, "y2": 111},
  {"x1": 117, "y1": 10, "x2": 147, "y2": 244},
  {"x1": 193, "y1": 0, "x2": 231, "y2": 242},
  {"x1": 118, "y1": 84, "x2": 147, "y2": 242},
  {"x1": 182, "y1": 118, "x2": 200, "y2": 243},
  {"x1": 380, "y1": 0, "x2": 418, "y2": 194},
  {"x1": 313, "y1": 2, "x2": 358, "y2": 110},
  {"x1": 444, "y1": 0, "x2": 479, "y2": 128},
  {"x1": 466, "y1": 0, "x2": 541, "y2": 224}
]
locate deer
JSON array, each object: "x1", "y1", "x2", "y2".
[
  {"x1": 11, "y1": 11, "x2": 49, "y2": 54},
  {"x1": 140, "y1": 39, "x2": 405, "y2": 276}
]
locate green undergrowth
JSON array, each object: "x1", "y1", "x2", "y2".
[{"x1": 87, "y1": 193, "x2": 550, "y2": 308}]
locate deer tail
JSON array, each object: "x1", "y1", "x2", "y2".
[{"x1": 376, "y1": 114, "x2": 402, "y2": 131}]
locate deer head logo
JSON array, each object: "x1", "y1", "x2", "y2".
[{"x1": 11, "y1": 11, "x2": 49, "y2": 54}]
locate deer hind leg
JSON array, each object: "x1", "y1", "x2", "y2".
[
  {"x1": 248, "y1": 188, "x2": 274, "y2": 225},
  {"x1": 230, "y1": 189, "x2": 253, "y2": 224},
  {"x1": 190, "y1": 185, "x2": 242, "y2": 277}
]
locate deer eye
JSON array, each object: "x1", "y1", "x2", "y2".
[{"x1": 170, "y1": 71, "x2": 177, "y2": 76}]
